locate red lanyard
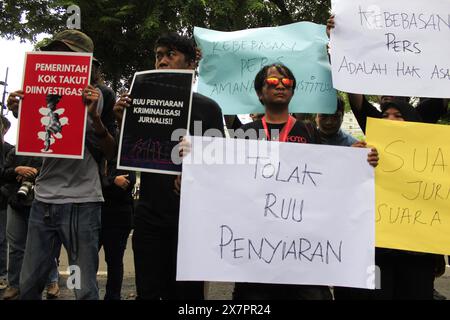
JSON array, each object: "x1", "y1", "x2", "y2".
[{"x1": 261, "y1": 115, "x2": 296, "y2": 142}]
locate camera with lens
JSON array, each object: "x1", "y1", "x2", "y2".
[{"x1": 17, "y1": 181, "x2": 34, "y2": 201}]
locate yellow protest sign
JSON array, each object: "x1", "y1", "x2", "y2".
[{"x1": 366, "y1": 117, "x2": 450, "y2": 254}]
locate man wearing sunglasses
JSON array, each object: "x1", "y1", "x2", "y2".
[
  {"x1": 234, "y1": 63, "x2": 330, "y2": 300},
  {"x1": 233, "y1": 63, "x2": 378, "y2": 300},
  {"x1": 237, "y1": 63, "x2": 322, "y2": 145}
]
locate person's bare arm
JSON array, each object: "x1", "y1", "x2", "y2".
[
  {"x1": 347, "y1": 93, "x2": 364, "y2": 112},
  {"x1": 83, "y1": 85, "x2": 116, "y2": 160},
  {"x1": 114, "y1": 174, "x2": 131, "y2": 190},
  {"x1": 15, "y1": 166, "x2": 38, "y2": 179}
]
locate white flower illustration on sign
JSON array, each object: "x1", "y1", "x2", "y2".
[{"x1": 37, "y1": 94, "x2": 69, "y2": 153}]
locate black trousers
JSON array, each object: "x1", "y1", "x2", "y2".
[
  {"x1": 99, "y1": 204, "x2": 132, "y2": 300},
  {"x1": 334, "y1": 249, "x2": 435, "y2": 300},
  {"x1": 233, "y1": 283, "x2": 332, "y2": 300},
  {"x1": 132, "y1": 216, "x2": 204, "y2": 300}
]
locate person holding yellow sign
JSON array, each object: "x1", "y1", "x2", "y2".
[{"x1": 328, "y1": 16, "x2": 439, "y2": 300}]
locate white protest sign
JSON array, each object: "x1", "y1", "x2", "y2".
[
  {"x1": 178, "y1": 137, "x2": 375, "y2": 289},
  {"x1": 330, "y1": 0, "x2": 450, "y2": 98}
]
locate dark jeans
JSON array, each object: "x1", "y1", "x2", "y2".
[
  {"x1": 99, "y1": 226, "x2": 130, "y2": 300},
  {"x1": 334, "y1": 249, "x2": 435, "y2": 300},
  {"x1": 132, "y1": 216, "x2": 204, "y2": 300},
  {"x1": 6, "y1": 205, "x2": 58, "y2": 289},
  {"x1": 20, "y1": 200, "x2": 101, "y2": 300},
  {"x1": 0, "y1": 208, "x2": 7, "y2": 278}
]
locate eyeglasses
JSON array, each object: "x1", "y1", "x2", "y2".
[{"x1": 265, "y1": 77, "x2": 294, "y2": 88}]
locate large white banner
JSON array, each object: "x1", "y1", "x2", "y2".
[
  {"x1": 330, "y1": 0, "x2": 450, "y2": 98},
  {"x1": 177, "y1": 137, "x2": 375, "y2": 289}
]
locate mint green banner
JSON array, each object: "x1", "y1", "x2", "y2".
[{"x1": 194, "y1": 22, "x2": 337, "y2": 115}]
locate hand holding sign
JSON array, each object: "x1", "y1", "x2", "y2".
[
  {"x1": 83, "y1": 85, "x2": 100, "y2": 118},
  {"x1": 351, "y1": 140, "x2": 379, "y2": 167},
  {"x1": 114, "y1": 174, "x2": 130, "y2": 190},
  {"x1": 117, "y1": 70, "x2": 194, "y2": 174},
  {"x1": 17, "y1": 51, "x2": 92, "y2": 158},
  {"x1": 113, "y1": 92, "x2": 132, "y2": 124},
  {"x1": 7, "y1": 90, "x2": 24, "y2": 114}
]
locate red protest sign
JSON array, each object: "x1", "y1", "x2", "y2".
[{"x1": 17, "y1": 52, "x2": 92, "y2": 159}]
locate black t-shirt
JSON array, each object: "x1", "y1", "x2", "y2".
[
  {"x1": 238, "y1": 119, "x2": 322, "y2": 144},
  {"x1": 137, "y1": 92, "x2": 225, "y2": 227}
]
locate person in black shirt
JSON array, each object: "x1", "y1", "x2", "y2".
[
  {"x1": 113, "y1": 32, "x2": 224, "y2": 300},
  {"x1": 327, "y1": 15, "x2": 445, "y2": 300},
  {"x1": 90, "y1": 58, "x2": 136, "y2": 300},
  {"x1": 99, "y1": 146, "x2": 135, "y2": 300},
  {"x1": 233, "y1": 63, "x2": 378, "y2": 300},
  {"x1": 333, "y1": 100, "x2": 438, "y2": 300}
]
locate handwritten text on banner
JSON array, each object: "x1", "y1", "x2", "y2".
[
  {"x1": 367, "y1": 118, "x2": 450, "y2": 254},
  {"x1": 194, "y1": 23, "x2": 337, "y2": 115},
  {"x1": 330, "y1": 0, "x2": 450, "y2": 98},
  {"x1": 178, "y1": 137, "x2": 375, "y2": 289}
]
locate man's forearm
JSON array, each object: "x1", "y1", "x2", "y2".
[
  {"x1": 347, "y1": 93, "x2": 364, "y2": 111},
  {"x1": 91, "y1": 115, "x2": 116, "y2": 160}
]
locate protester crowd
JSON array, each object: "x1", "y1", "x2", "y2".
[{"x1": 0, "y1": 13, "x2": 448, "y2": 300}]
